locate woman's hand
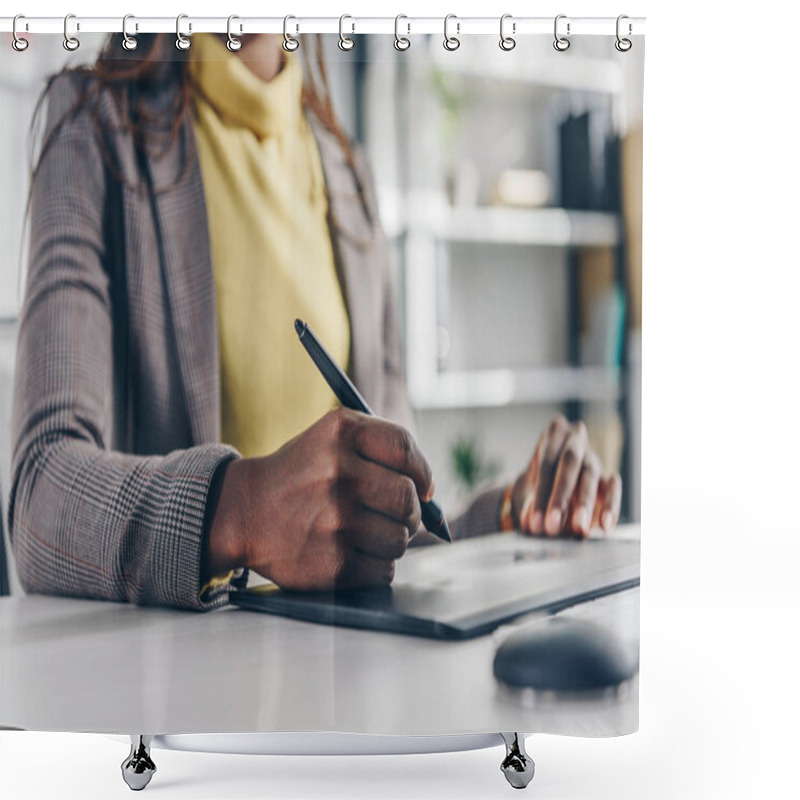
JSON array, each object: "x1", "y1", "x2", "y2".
[
  {"x1": 510, "y1": 414, "x2": 622, "y2": 538},
  {"x1": 205, "y1": 408, "x2": 434, "y2": 591}
]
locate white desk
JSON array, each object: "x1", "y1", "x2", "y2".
[{"x1": 1, "y1": 530, "x2": 639, "y2": 738}]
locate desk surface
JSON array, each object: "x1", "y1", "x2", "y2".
[{"x1": 1, "y1": 527, "x2": 639, "y2": 737}]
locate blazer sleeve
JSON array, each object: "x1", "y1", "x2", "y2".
[{"x1": 8, "y1": 73, "x2": 239, "y2": 611}]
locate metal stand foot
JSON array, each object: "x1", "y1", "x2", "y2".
[
  {"x1": 121, "y1": 735, "x2": 156, "y2": 791},
  {"x1": 500, "y1": 733, "x2": 535, "y2": 789}
]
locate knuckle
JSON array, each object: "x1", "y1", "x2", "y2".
[
  {"x1": 328, "y1": 449, "x2": 347, "y2": 480},
  {"x1": 392, "y1": 527, "x2": 410, "y2": 558},
  {"x1": 327, "y1": 466, "x2": 353, "y2": 506},
  {"x1": 330, "y1": 508, "x2": 346, "y2": 537},
  {"x1": 540, "y1": 446, "x2": 560, "y2": 470},
  {"x1": 327, "y1": 475, "x2": 341, "y2": 504},
  {"x1": 394, "y1": 426, "x2": 415, "y2": 466},
  {"x1": 587, "y1": 450, "x2": 603, "y2": 473},
  {"x1": 397, "y1": 476, "x2": 417, "y2": 520},
  {"x1": 420, "y1": 458, "x2": 433, "y2": 493},
  {"x1": 330, "y1": 546, "x2": 347, "y2": 581},
  {"x1": 560, "y1": 445, "x2": 580, "y2": 471},
  {"x1": 327, "y1": 406, "x2": 344, "y2": 433},
  {"x1": 383, "y1": 561, "x2": 396, "y2": 586},
  {"x1": 328, "y1": 407, "x2": 354, "y2": 441},
  {"x1": 582, "y1": 457, "x2": 600, "y2": 483}
]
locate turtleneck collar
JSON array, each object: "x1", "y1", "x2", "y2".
[{"x1": 188, "y1": 33, "x2": 302, "y2": 140}]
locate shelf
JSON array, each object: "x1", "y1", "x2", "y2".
[
  {"x1": 443, "y1": 206, "x2": 619, "y2": 247},
  {"x1": 403, "y1": 203, "x2": 620, "y2": 247},
  {"x1": 425, "y1": 51, "x2": 625, "y2": 96},
  {"x1": 409, "y1": 366, "x2": 621, "y2": 410}
]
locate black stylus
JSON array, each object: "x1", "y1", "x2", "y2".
[{"x1": 295, "y1": 318, "x2": 452, "y2": 543}]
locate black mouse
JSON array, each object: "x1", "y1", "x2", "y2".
[{"x1": 493, "y1": 617, "x2": 638, "y2": 692}]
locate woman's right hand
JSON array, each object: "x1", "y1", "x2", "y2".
[{"x1": 204, "y1": 408, "x2": 434, "y2": 591}]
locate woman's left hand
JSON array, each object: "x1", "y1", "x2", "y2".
[{"x1": 510, "y1": 414, "x2": 622, "y2": 538}]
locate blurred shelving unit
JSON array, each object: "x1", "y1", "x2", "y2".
[
  {"x1": 409, "y1": 366, "x2": 621, "y2": 410},
  {"x1": 424, "y1": 49, "x2": 625, "y2": 94},
  {"x1": 362, "y1": 34, "x2": 640, "y2": 519},
  {"x1": 410, "y1": 204, "x2": 621, "y2": 247}
]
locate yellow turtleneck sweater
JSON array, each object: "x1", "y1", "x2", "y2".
[
  {"x1": 189, "y1": 35, "x2": 350, "y2": 599},
  {"x1": 189, "y1": 33, "x2": 350, "y2": 461}
]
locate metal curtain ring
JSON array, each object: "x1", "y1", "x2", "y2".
[
  {"x1": 12, "y1": 14, "x2": 29, "y2": 51},
  {"x1": 394, "y1": 14, "x2": 410, "y2": 51},
  {"x1": 499, "y1": 14, "x2": 515, "y2": 51},
  {"x1": 443, "y1": 14, "x2": 460, "y2": 51},
  {"x1": 176, "y1": 14, "x2": 191, "y2": 50},
  {"x1": 122, "y1": 14, "x2": 138, "y2": 51},
  {"x1": 226, "y1": 15, "x2": 241, "y2": 52},
  {"x1": 63, "y1": 14, "x2": 80, "y2": 51},
  {"x1": 553, "y1": 14, "x2": 570, "y2": 51},
  {"x1": 338, "y1": 14, "x2": 355, "y2": 51},
  {"x1": 283, "y1": 15, "x2": 299, "y2": 52},
  {"x1": 615, "y1": 14, "x2": 632, "y2": 52}
]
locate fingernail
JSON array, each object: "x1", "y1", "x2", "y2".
[
  {"x1": 573, "y1": 507, "x2": 590, "y2": 534},
  {"x1": 423, "y1": 481, "x2": 435, "y2": 502},
  {"x1": 530, "y1": 510, "x2": 543, "y2": 534},
  {"x1": 601, "y1": 510, "x2": 613, "y2": 531},
  {"x1": 545, "y1": 508, "x2": 562, "y2": 536}
]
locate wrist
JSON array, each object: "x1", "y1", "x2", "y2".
[
  {"x1": 202, "y1": 458, "x2": 248, "y2": 581},
  {"x1": 499, "y1": 483, "x2": 515, "y2": 532}
]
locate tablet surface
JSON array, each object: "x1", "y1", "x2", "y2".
[{"x1": 230, "y1": 532, "x2": 640, "y2": 639}]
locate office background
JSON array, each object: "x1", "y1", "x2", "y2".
[
  {"x1": 0, "y1": 33, "x2": 642, "y2": 593},
  {"x1": 3, "y1": 1, "x2": 800, "y2": 799}
]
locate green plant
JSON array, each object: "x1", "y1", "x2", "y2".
[
  {"x1": 428, "y1": 67, "x2": 463, "y2": 153},
  {"x1": 450, "y1": 436, "x2": 500, "y2": 493}
]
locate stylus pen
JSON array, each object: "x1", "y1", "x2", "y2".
[{"x1": 295, "y1": 318, "x2": 452, "y2": 543}]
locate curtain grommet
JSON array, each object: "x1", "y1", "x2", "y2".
[
  {"x1": 176, "y1": 14, "x2": 191, "y2": 51},
  {"x1": 499, "y1": 14, "x2": 516, "y2": 51},
  {"x1": 283, "y1": 15, "x2": 300, "y2": 52},
  {"x1": 444, "y1": 14, "x2": 460, "y2": 51},
  {"x1": 121, "y1": 14, "x2": 138, "y2": 51},
  {"x1": 63, "y1": 14, "x2": 80, "y2": 52},
  {"x1": 12, "y1": 14, "x2": 29, "y2": 52},
  {"x1": 394, "y1": 14, "x2": 410, "y2": 51},
  {"x1": 554, "y1": 14, "x2": 570, "y2": 52},
  {"x1": 338, "y1": 14, "x2": 355, "y2": 51},
  {"x1": 226, "y1": 15, "x2": 242, "y2": 52},
  {"x1": 615, "y1": 15, "x2": 633, "y2": 52}
]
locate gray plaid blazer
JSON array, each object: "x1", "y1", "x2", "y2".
[{"x1": 9, "y1": 69, "x2": 504, "y2": 610}]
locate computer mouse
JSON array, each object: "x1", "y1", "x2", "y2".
[{"x1": 492, "y1": 617, "x2": 638, "y2": 692}]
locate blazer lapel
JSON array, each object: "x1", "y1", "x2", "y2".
[
  {"x1": 141, "y1": 109, "x2": 381, "y2": 446},
  {"x1": 306, "y1": 114, "x2": 383, "y2": 408},
  {"x1": 145, "y1": 122, "x2": 221, "y2": 445}
]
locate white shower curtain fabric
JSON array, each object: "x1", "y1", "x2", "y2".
[{"x1": 0, "y1": 28, "x2": 643, "y2": 739}]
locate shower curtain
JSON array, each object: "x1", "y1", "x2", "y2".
[{"x1": 0, "y1": 17, "x2": 643, "y2": 750}]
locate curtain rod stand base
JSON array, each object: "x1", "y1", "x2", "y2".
[
  {"x1": 118, "y1": 732, "x2": 534, "y2": 791},
  {"x1": 121, "y1": 735, "x2": 156, "y2": 791},
  {"x1": 500, "y1": 732, "x2": 536, "y2": 789}
]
